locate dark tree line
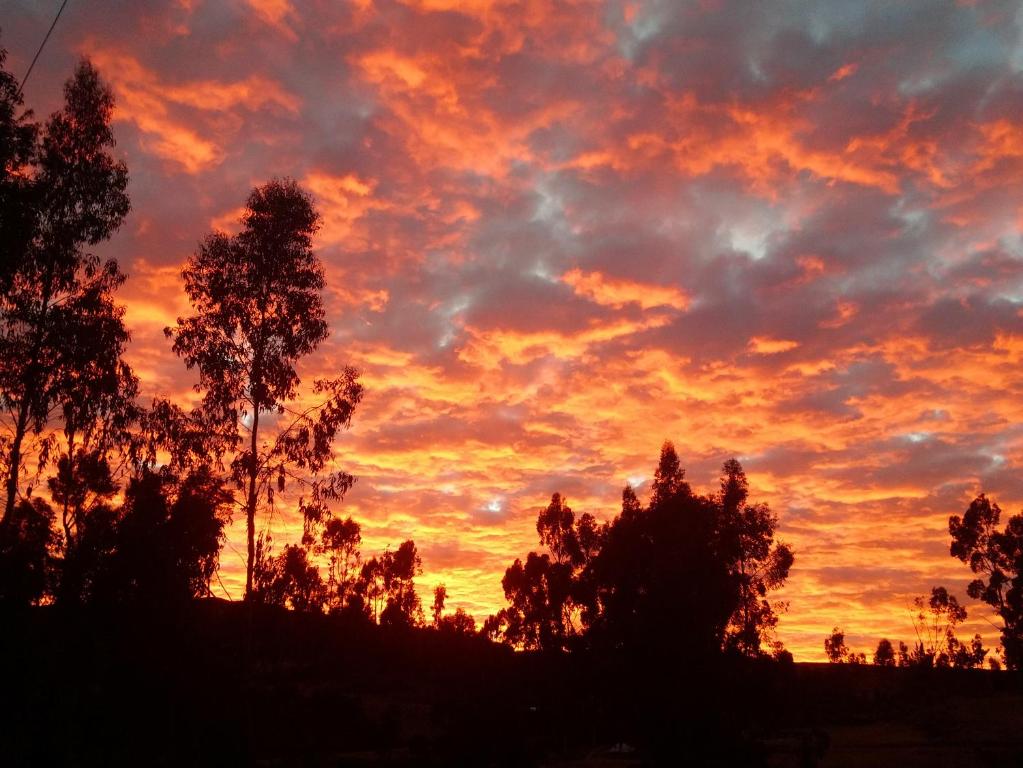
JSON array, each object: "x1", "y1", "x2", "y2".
[
  {"x1": 827, "y1": 586, "x2": 991, "y2": 669},
  {"x1": 485, "y1": 443, "x2": 794, "y2": 659},
  {"x1": 0, "y1": 49, "x2": 365, "y2": 614},
  {"x1": 830, "y1": 491, "x2": 1023, "y2": 671}
]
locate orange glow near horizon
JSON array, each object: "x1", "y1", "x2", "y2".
[{"x1": 6, "y1": 0, "x2": 1023, "y2": 661}]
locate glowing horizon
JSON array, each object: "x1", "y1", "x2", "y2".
[{"x1": 5, "y1": 0, "x2": 1023, "y2": 660}]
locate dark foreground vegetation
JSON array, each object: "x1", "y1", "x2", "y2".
[{"x1": 3, "y1": 602, "x2": 1023, "y2": 768}]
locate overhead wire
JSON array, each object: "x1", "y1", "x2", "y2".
[{"x1": 16, "y1": 0, "x2": 71, "y2": 99}]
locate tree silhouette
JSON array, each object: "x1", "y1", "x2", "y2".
[
  {"x1": 585, "y1": 443, "x2": 737, "y2": 659},
  {"x1": 873, "y1": 638, "x2": 896, "y2": 667},
  {"x1": 497, "y1": 551, "x2": 575, "y2": 650},
  {"x1": 379, "y1": 540, "x2": 423, "y2": 627},
  {"x1": 431, "y1": 582, "x2": 477, "y2": 634},
  {"x1": 439, "y1": 607, "x2": 477, "y2": 635},
  {"x1": 825, "y1": 627, "x2": 849, "y2": 663},
  {"x1": 911, "y1": 586, "x2": 968, "y2": 668},
  {"x1": 949, "y1": 494, "x2": 1023, "y2": 668},
  {"x1": 54, "y1": 468, "x2": 229, "y2": 606},
  {"x1": 948, "y1": 633, "x2": 987, "y2": 669},
  {"x1": 253, "y1": 537, "x2": 325, "y2": 611},
  {"x1": 167, "y1": 179, "x2": 363, "y2": 599},
  {"x1": 494, "y1": 493, "x2": 599, "y2": 651},
  {"x1": 355, "y1": 539, "x2": 423, "y2": 625},
  {"x1": 319, "y1": 515, "x2": 362, "y2": 612},
  {"x1": 1, "y1": 60, "x2": 130, "y2": 528},
  {"x1": 432, "y1": 583, "x2": 447, "y2": 627},
  {"x1": 716, "y1": 458, "x2": 793, "y2": 656}
]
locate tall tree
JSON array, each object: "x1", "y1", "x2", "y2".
[
  {"x1": 716, "y1": 459, "x2": 794, "y2": 656},
  {"x1": 949, "y1": 494, "x2": 1023, "y2": 668},
  {"x1": 1, "y1": 59, "x2": 131, "y2": 527},
  {"x1": 167, "y1": 179, "x2": 363, "y2": 599}
]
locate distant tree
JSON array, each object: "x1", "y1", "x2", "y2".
[
  {"x1": 911, "y1": 586, "x2": 968, "y2": 668},
  {"x1": 824, "y1": 627, "x2": 849, "y2": 663},
  {"x1": 356, "y1": 540, "x2": 423, "y2": 626},
  {"x1": 253, "y1": 538, "x2": 325, "y2": 612},
  {"x1": 379, "y1": 540, "x2": 423, "y2": 627},
  {"x1": 585, "y1": 443, "x2": 736, "y2": 659},
  {"x1": 439, "y1": 607, "x2": 477, "y2": 636},
  {"x1": 1, "y1": 60, "x2": 131, "y2": 529},
  {"x1": 949, "y1": 494, "x2": 1023, "y2": 668},
  {"x1": 167, "y1": 179, "x2": 363, "y2": 599},
  {"x1": 716, "y1": 459, "x2": 794, "y2": 656},
  {"x1": 873, "y1": 638, "x2": 896, "y2": 667},
  {"x1": 897, "y1": 641, "x2": 911, "y2": 668},
  {"x1": 319, "y1": 515, "x2": 361, "y2": 612},
  {"x1": 358, "y1": 556, "x2": 386, "y2": 622},
  {"x1": 432, "y1": 583, "x2": 447, "y2": 627}
]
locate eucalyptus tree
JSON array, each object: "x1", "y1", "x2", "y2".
[
  {"x1": 0, "y1": 59, "x2": 131, "y2": 529},
  {"x1": 949, "y1": 494, "x2": 1023, "y2": 669},
  {"x1": 167, "y1": 179, "x2": 363, "y2": 599},
  {"x1": 716, "y1": 458, "x2": 794, "y2": 656}
]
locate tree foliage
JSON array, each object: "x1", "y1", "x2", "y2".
[
  {"x1": 1, "y1": 58, "x2": 131, "y2": 530},
  {"x1": 716, "y1": 458, "x2": 794, "y2": 656},
  {"x1": 167, "y1": 179, "x2": 363, "y2": 598},
  {"x1": 949, "y1": 494, "x2": 1023, "y2": 669},
  {"x1": 910, "y1": 586, "x2": 971, "y2": 668},
  {"x1": 491, "y1": 443, "x2": 793, "y2": 660},
  {"x1": 54, "y1": 468, "x2": 229, "y2": 606},
  {"x1": 319, "y1": 515, "x2": 362, "y2": 612},
  {"x1": 253, "y1": 537, "x2": 325, "y2": 612}
]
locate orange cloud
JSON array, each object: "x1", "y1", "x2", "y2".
[
  {"x1": 561, "y1": 268, "x2": 689, "y2": 310},
  {"x1": 749, "y1": 337, "x2": 800, "y2": 355},
  {"x1": 87, "y1": 50, "x2": 298, "y2": 173}
]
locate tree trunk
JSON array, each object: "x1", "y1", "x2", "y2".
[{"x1": 244, "y1": 405, "x2": 260, "y2": 599}]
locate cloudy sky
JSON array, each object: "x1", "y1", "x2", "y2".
[{"x1": 4, "y1": 0, "x2": 1023, "y2": 659}]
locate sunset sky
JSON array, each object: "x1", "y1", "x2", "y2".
[{"x1": 4, "y1": 0, "x2": 1023, "y2": 660}]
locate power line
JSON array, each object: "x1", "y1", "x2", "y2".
[{"x1": 17, "y1": 0, "x2": 71, "y2": 99}]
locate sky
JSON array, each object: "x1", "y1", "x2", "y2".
[{"x1": 3, "y1": 0, "x2": 1023, "y2": 660}]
